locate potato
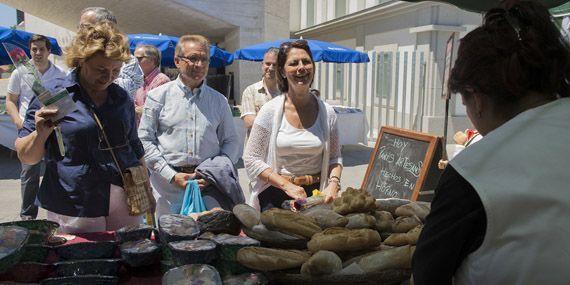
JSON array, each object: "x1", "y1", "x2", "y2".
[
  {"x1": 307, "y1": 228, "x2": 381, "y2": 253},
  {"x1": 301, "y1": 250, "x2": 342, "y2": 276},
  {"x1": 392, "y1": 215, "x2": 422, "y2": 233},
  {"x1": 345, "y1": 213, "x2": 376, "y2": 229},
  {"x1": 373, "y1": 210, "x2": 395, "y2": 232},
  {"x1": 395, "y1": 202, "x2": 430, "y2": 221},
  {"x1": 237, "y1": 247, "x2": 311, "y2": 271}
]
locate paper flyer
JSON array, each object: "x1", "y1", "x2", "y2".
[{"x1": 3, "y1": 42, "x2": 76, "y2": 122}]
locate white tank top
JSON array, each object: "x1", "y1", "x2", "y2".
[{"x1": 275, "y1": 112, "x2": 324, "y2": 176}]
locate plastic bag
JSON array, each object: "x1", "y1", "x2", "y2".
[{"x1": 180, "y1": 180, "x2": 207, "y2": 215}]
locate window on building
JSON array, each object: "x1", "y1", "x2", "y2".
[
  {"x1": 335, "y1": 63, "x2": 344, "y2": 101},
  {"x1": 307, "y1": 0, "x2": 315, "y2": 27},
  {"x1": 375, "y1": 52, "x2": 392, "y2": 101},
  {"x1": 335, "y1": 0, "x2": 346, "y2": 18}
]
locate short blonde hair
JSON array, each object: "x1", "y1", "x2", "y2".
[
  {"x1": 174, "y1": 35, "x2": 210, "y2": 57},
  {"x1": 65, "y1": 22, "x2": 130, "y2": 68}
]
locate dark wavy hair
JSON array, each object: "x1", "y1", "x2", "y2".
[
  {"x1": 449, "y1": 1, "x2": 570, "y2": 105},
  {"x1": 276, "y1": 40, "x2": 315, "y2": 93}
]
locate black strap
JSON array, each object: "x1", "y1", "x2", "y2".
[
  {"x1": 73, "y1": 82, "x2": 126, "y2": 179},
  {"x1": 90, "y1": 109, "x2": 126, "y2": 181}
]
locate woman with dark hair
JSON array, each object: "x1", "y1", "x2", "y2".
[
  {"x1": 413, "y1": 2, "x2": 570, "y2": 285},
  {"x1": 243, "y1": 40, "x2": 343, "y2": 211}
]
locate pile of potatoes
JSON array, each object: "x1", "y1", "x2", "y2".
[{"x1": 232, "y1": 187, "x2": 430, "y2": 280}]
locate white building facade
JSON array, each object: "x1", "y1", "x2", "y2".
[
  {"x1": 0, "y1": 0, "x2": 291, "y2": 103},
  {"x1": 290, "y1": 0, "x2": 482, "y2": 142}
]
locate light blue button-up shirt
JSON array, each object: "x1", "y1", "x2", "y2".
[
  {"x1": 115, "y1": 55, "x2": 144, "y2": 98},
  {"x1": 138, "y1": 77, "x2": 239, "y2": 182}
]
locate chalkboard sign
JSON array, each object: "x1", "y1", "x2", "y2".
[{"x1": 361, "y1": 127, "x2": 440, "y2": 201}]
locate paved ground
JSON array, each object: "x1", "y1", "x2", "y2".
[{"x1": 0, "y1": 144, "x2": 373, "y2": 223}]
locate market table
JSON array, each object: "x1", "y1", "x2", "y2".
[
  {"x1": 333, "y1": 106, "x2": 369, "y2": 146},
  {"x1": 0, "y1": 114, "x2": 16, "y2": 150}
]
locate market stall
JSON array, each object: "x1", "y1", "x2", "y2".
[
  {"x1": 0, "y1": 196, "x2": 425, "y2": 284},
  {"x1": 0, "y1": 126, "x2": 445, "y2": 285}
]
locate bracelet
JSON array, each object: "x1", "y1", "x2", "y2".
[
  {"x1": 329, "y1": 176, "x2": 341, "y2": 183},
  {"x1": 328, "y1": 179, "x2": 340, "y2": 184}
]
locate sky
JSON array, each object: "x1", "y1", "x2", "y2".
[{"x1": 0, "y1": 3, "x2": 16, "y2": 28}]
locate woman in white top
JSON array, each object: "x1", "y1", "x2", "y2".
[{"x1": 243, "y1": 40, "x2": 342, "y2": 211}]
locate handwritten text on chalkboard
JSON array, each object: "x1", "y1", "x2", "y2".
[{"x1": 364, "y1": 131, "x2": 431, "y2": 199}]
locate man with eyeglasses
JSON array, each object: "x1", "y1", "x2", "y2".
[
  {"x1": 79, "y1": 7, "x2": 143, "y2": 98},
  {"x1": 138, "y1": 35, "x2": 242, "y2": 218},
  {"x1": 133, "y1": 44, "x2": 170, "y2": 124},
  {"x1": 6, "y1": 34, "x2": 67, "y2": 220}
]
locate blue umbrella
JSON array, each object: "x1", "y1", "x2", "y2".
[
  {"x1": 0, "y1": 26, "x2": 62, "y2": 65},
  {"x1": 234, "y1": 39, "x2": 370, "y2": 63},
  {"x1": 128, "y1": 34, "x2": 234, "y2": 68}
]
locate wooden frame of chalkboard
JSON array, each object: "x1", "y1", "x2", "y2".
[{"x1": 361, "y1": 126, "x2": 440, "y2": 201}]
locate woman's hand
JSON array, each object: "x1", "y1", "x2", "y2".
[
  {"x1": 34, "y1": 107, "x2": 58, "y2": 138},
  {"x1": 283, "y1": 183, "x2": 307, "y2": 200},
  {"x1": 323, "y1": 182, "x2": 340, "y2": 203}
]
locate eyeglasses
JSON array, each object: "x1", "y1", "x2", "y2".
[
  {"x1": 177, "y1": 55, "x2": 210, "y2": 65},
  {"x1": 97, "y1": 122, "x2": 130, "y2": 151}
]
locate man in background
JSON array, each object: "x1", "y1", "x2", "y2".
[
  {"x1": 240, "y1": 47, "x2": 280, "y2": 134},
  {"x1": 133, "y1": 44, "x2": 170, "y2": 124},
  {"x1": 5, "y1": 34, "x2": 67, "y2": 220},
  {"x1": 79, "y1": 7, "x2": 143, "y2": 98}
]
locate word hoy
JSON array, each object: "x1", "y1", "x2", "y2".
[{"x1": 391, "y1": 137, "x2": 409, "y2": 150}]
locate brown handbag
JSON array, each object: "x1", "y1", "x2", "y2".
[{"x1": 91, "y1": 110, "x2": 154, "y2": 216}]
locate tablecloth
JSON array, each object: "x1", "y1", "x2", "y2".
[
  {"x1": 0, "y1": 114, "x2": 16, "y2": 150},
  {"x1": 333, "y1": 106, "x2": 368, "y2": 146}
]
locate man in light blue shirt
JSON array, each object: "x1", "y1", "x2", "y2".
[{"x1": 138, "y1": 35, "x2": 240, "y2": 218}]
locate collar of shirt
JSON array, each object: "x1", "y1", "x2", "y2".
[
  {"x1": 258, "y1": 78, "x2": 280, "y2": 97},
  {"x1": 175, "y1": 76, "x2": 205, "y2": 98},
  {"x1": 65, "y1": 68, "x2": 120, "y2": 108},
  {"x1": 33, "y1": 61, "x2": 51, "y2": 76},
  {"x1": 255, "y1": 80, "x2": 266, "y2": 94},
  {"x1": 144, "y1": 67, "x2": 161, "y2": 87}
]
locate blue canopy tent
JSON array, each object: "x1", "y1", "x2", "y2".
[
  {"x1": 0, "y1": 26, "x2": 62, "y2": 65},
  {"x1": 234, "y1": 39, "x2": 370, "y2": 63},
  {"x1": 128, "y1": 34, "x2": 234, "y2": 68}
]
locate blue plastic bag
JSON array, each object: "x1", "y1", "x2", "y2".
[{"x1": 180, "y1": 179, "x2": 207, "y2": 215}]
